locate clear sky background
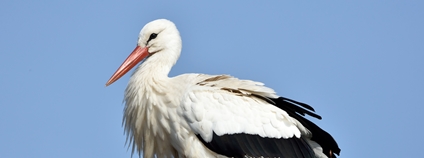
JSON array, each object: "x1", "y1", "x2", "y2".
[{"x1": 1, "y1": 1, "x2": 423, "y2": 158}]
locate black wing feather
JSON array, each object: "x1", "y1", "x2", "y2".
[
  {"x1": 197, "y1": 132, "x2": 315, "y2": 158},
  {"x1": 270, "y1": 97, "x2": 341, "y2": 158}
]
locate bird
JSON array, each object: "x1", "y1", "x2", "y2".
[{"x1": 106, "y1": 19, "x2": 340, "y2": 158}]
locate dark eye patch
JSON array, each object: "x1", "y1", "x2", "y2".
[{"x1": 147, "y1": 33, "x2": 158, "y2": 44}]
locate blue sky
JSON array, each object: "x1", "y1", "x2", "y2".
[{"x1": 1, "y1": 1, "x2": 423, "y2": 157}]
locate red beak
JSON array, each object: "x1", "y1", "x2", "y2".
[{"x1": 106, "y1": 46, "x2": 149, "y2": 86}]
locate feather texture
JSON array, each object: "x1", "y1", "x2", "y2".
[
  {"x1": 181, "y1": 75, "x2": 309, "y2": 141},
  {"x1": 269, "y1": 97, "x2": 341, "y2": 158},
  {"x1": 197, "y1": 132, "x2": 316, "y2": 158}
]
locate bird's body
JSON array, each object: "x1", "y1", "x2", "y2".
[{"x1": 106, "y1": 19, "x2": 340, "y2": 158}]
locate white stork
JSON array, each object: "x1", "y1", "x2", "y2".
[{"x1": 106, "y1": 19, "x2": 340, "y2": 158}]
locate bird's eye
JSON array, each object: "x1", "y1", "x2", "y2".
[{"x1": 147, "y1": 33, "x2": 158, "y2": 44}]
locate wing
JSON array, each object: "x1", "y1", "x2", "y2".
[
  {"x1": 269, "y1": 97, "x2": 341, "y2": 158},
  {"x1": 196, "y1": 132, "x2": 315, "y2": 158},
  {"x1": 180, "y1": 75, "x2": 338, "y2": 158}
]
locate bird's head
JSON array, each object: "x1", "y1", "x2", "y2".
[
  {"x1": 138, "y1": 19, "x2": 181, "y2": 54},
  {"x1": 106, "y1": 19, "x2": 182, "y2": 86}
]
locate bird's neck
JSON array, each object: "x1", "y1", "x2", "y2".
[
  {"x1": 127, "y1": 48, "x2": 181, "y2": 96},
  {"x1": 138, "y1": 50, "x2": 178, "y2": 80}
]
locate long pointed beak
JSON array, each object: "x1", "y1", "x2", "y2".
[{"x1": 105, "y1": 46, "x2": 149, "y2": 86}]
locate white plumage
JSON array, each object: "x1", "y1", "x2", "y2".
[{"x1": 106, "y1": 19, "x2": 340, "y2": 158}]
